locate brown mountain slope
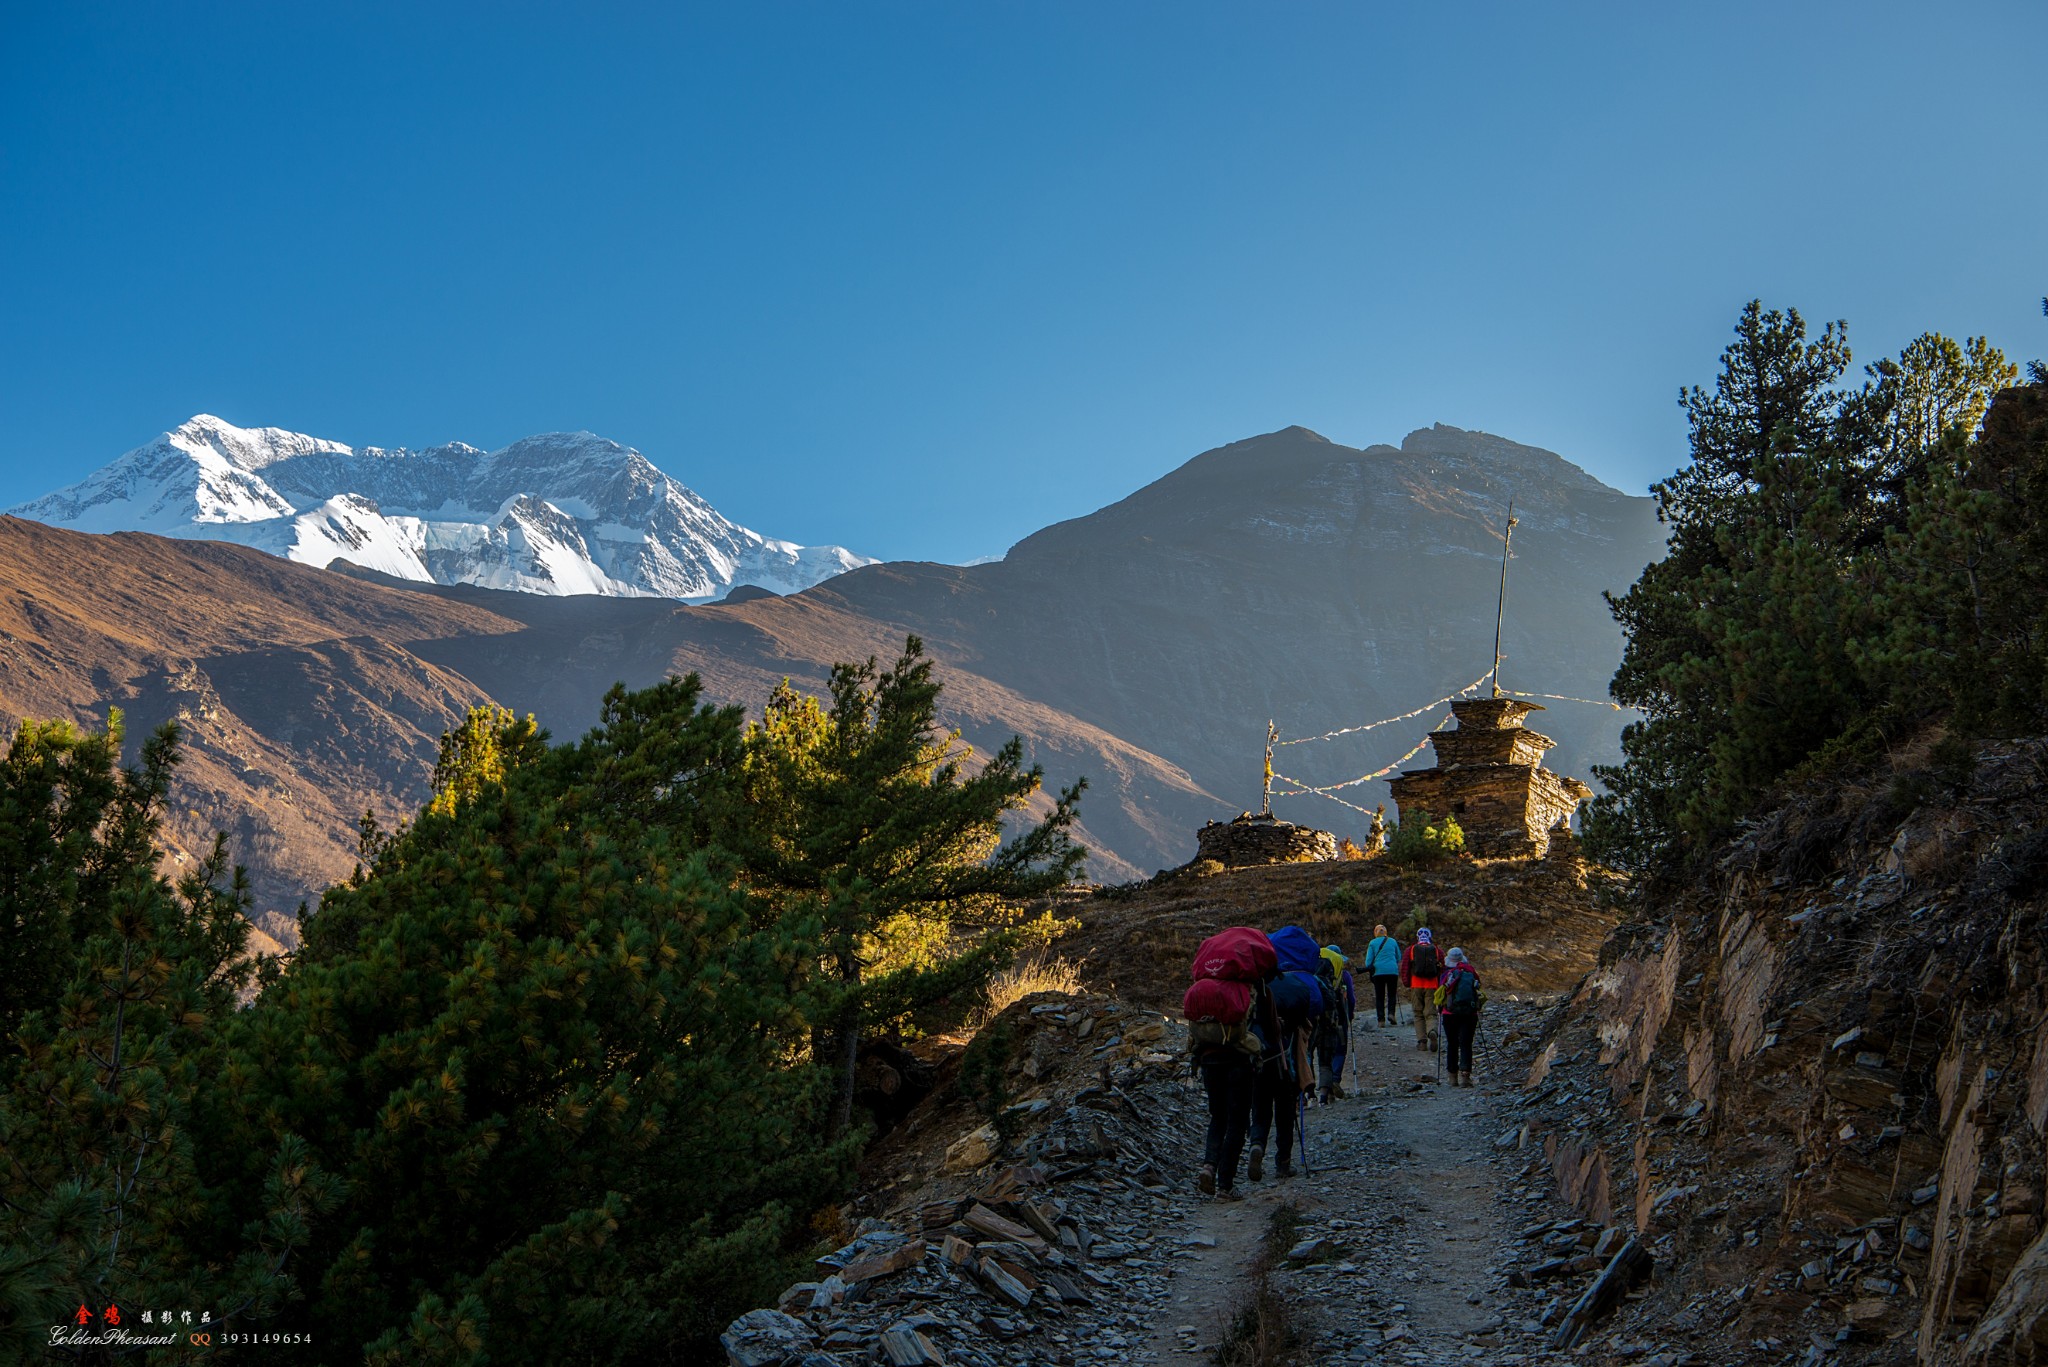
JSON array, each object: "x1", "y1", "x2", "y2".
[
  {"x1": 800, "y1": 423, "x2": 1663, "y2": 829},
  {"x1": 0, "y1": 516, "x2": 521, "y2": 912},
  {"x1": 0, "y1": 516, "x2": 1203, "y2": 911}
]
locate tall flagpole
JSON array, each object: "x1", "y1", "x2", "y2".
[
  {"x1": 1491, "y1": 500, "x2": 1518, "y2": 699},
  {"x1": 1262, "y1": 720, "x2": 1276, "y2": 815}
]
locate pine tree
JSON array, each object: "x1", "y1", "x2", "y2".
[
  {"x1": 1587, "y1": 301, "x2": 2021, "y2": 871},
  {"x1": 0, "y1": 719, "x2": 336, "y2": 1359},
  {"x1": 727, "y1": 637, "x2": 1087, "y2": 1137},
  {"x1": 221, "y1": 678, "x2": 857, "y2": 1363}
]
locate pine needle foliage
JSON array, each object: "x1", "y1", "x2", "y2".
[
  {"x1": 226, "y1": 676, "x2": 853, "y2": 1362},
  {"x1": 0, "y1": 718, "x2": 333, "y2": 1358},
  {"x1": 1587, "y1": 300, "x2": 2041, "y2": 873},
  {"x1": 196, "y1": 638, "x2": 1086, "y2": 1362},
  {"x1": 723, "y1": 636, "x2": 1087, "y2": 1137}
]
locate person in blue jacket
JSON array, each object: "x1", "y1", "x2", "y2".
[{"x1": 1361, "y1": 923, "x2": 1403, "y2": 1029}]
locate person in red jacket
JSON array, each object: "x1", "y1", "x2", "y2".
[{"x1": 1401, "y1": 928, "x2": 1442, "y2": 1052}]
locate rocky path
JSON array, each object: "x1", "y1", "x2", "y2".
[
  {"x1": 1135, "y1": 1004, "x2": 1675, "y2": 1366},
  {"x1": 720, "y1": 994, "x2": 1692, "y2": 1367}
]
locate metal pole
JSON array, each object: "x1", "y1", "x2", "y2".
[{"x1": 1491, "y1": 500, "x2": 1519, "y2": 698}]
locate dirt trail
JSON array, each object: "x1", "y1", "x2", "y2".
[{"x1": 1138, "y1": 1003, "x2": 1596, "y2": 1366}]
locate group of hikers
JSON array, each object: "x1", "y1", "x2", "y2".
[{"x1": 1183, "y1": 922, "x2": 1484, "y2": 1200}]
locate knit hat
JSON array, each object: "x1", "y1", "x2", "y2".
[
  {"x1": 1445, "y1": 947, "x2": 1468, "y2": 967},
  {"x1": 1416, "y1": 928, "x2": 1433, "y2": 944}
]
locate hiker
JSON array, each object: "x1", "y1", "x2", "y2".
[
  {"x1": 1236, "y1": 930, "x2": 1318, "y2": 1188},
  {"x1": 1189, "y1": 978, "x2": 1276, "y2": 1199},
  {"x1": 1401, "y1": 928, "x2": 1442, "y2": 1052},
  {"x1": 1313, "y1": 945, "x2": 1355, "y2": 1102},
  {"x1": 1185, "y1": 927, "x2": 1279, "y2": 1200},
  {"x1": 1362, "y1": 922, "x2": 1402, "y2": 1028},
  {"x1": 1435, "y1": 947, "x2": 1485, "y2": 1087}
]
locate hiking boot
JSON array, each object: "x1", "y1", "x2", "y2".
[
  {"x1": 1247, "y1": 1149, "x2": 1264, "y2": 1181},
  {"x1": 1198, "y1": 1163, "x2": 1217, "y2": 1195},
  {"x1": 1275, "y1": 1163, "x2": 1294, "y2": 1179},
  {"x1": 1217, "y1": 1186, "x2": 1244, "y2": 1202}
]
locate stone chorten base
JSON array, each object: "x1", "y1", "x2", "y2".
[{"x1": 1193, "y1": 812, "x2": 1339, "y2": 869}]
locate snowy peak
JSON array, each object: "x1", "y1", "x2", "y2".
[
  {"x1": 175, "y1": 413, "x2": 354, "y2": 472},
  {"x1": 13, "y1": 416, "x2": 874, "y2": 602}
]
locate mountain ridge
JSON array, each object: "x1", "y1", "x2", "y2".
[
  {"x1": 11, "y1": 414, "x2": 876, "y2": 602},
  {"x1": 0, "y1": 420, "x2": 1666, "y2": 916}
]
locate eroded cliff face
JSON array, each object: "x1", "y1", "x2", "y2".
[{"x1": 1511, "y1": 739, "x2": 2048, "y2": 1364}]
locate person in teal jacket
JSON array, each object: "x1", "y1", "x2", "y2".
[{"x1": 1361, "y1": 922, "x2": 1402, "y2": 1028}]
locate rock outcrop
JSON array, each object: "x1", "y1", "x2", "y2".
[
  {"x1": 1191, "y1": 812, "x2": 1339, "y2": 869},
  {"x1": 1505, "y1": 736, "x2": 2048, "y2": 1363}
]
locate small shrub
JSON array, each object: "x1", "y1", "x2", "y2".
[
  {"x1": 1309, "y1": 883, "x2": 1366, "y2": 946},
  {"x1": 1385, "y1": 808, "x2": 1465, "y2": 865},
  {"x1": 1394, "y1": 902, "x2": 1481, "y2": 944},
  {"x1": 1322, "y1": 883, "x2": 1365, "y2": 917}
]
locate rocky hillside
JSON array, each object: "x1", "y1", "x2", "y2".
[
  {"x1": 1500, "y1": 735, "x2": 2048, "y2": 1364},
  {"x1": 1056, "y1": 846, "x2": 1625, "y2": 1012}
]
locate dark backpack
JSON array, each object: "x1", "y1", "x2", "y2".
[
  {"x1": 1410, "y1": 942, "x2": 1439, "y2": 979},
  {"x1": 1446, "y1": 969, "x2": 1479, "y2": 1016}
]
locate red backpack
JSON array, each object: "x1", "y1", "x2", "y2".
[
  {"x1": 1183, "y1": 977, "x2": 1251, "y2": 1024},
  {"x1": 1183, "y1": 977, "x2": 1261, "y2": 1057},
  {"x1": 1191, "y1": 927, "x2": 1278, "y2": 983}
]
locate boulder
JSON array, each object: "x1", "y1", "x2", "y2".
[
  {"x1": 944, "y1": 1124, "x2": 1000, "y2": 1173},
  {"x1": 720, "y1": 1309, "x2": 818, "y2": 1367}
]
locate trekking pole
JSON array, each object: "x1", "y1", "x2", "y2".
[{"x1": 1296, "y1": 1089, "x2": 1313, "y2": 1176}]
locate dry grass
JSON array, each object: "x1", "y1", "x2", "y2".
[{"x1": 974, "y1": 955, "x2": 1086, "y2": 1027}]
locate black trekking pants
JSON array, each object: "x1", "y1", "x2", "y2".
[
  {"x1": 1444, "y1": 1012, "x2": 1477, "y2": 1075},
  {"x1": 1248, "y1": 1059, "x2": 1297, "y2": 1170},
  {"x1": 1372, "y1": 974, "x2": 1399, "y2": 1023},
  {"x1": 1198, "y1": 1049, "x2": 1256, "y2": 1189}
]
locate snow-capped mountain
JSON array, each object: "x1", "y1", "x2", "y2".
[{"x1": 11, "y1": 415, "x2": 875, "y2": 600}]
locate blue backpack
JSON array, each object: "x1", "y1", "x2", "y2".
[
  {"x1": 1446, "y1": 968, "x2": 1481, "y2": 1016},
  {"x1": 1268, "y1": 925, "x2": 1323, "y2": 977},
  {"x1": 1269, "y1": 969, "x2": 1324, "y2": 1021}
]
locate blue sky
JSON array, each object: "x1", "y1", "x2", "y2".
[{"x1": 3, "y1": 2, "x2": 2043, "y2": 564}]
